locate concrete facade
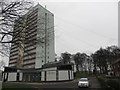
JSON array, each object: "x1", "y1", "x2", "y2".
[
  {"x1": 7, "y1": 73, "x2": 17, "y2": 81},
  {"x1": 119, "y1": 2, "x2": 120, "y2": 47},
  {"x1": 0, "y1": 70, "x2": 2, "y2": 90}
]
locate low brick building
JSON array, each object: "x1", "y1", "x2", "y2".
[
  {"x1": 112, "y1": 58, "x2": 120, "y2": 77},
  {"x1": 3, "y1": 62, "x2": 74, "y2": 82}
]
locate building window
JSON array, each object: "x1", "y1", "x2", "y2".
[{"x1": 16, "y1": 73, "x2": 20, "y2": 81}]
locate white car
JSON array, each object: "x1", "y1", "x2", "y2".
[{"x1": 78, "y1": 78, "x2": 89, "y2": 88}]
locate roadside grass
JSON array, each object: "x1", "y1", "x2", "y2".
[
  {"x1": 97, "y1": 76, "x2": 108, "y2": 90},
  {"x1": 97, "y1": 75, "x2": 120, "y2": 90},
  {"x1": 2, "y1": 82, "x2": 38, "y2": 90}
]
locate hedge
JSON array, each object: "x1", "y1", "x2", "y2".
[{"x1": 97, "y1": 76, "x2": 120, "y2": 90}]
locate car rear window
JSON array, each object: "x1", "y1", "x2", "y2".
[{"x1": 80, "y1": 78, "x2": 88, "y2": 81}]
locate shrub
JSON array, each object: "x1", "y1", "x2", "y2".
[
  {"x1": 97, "y1": 76, "x2": 108, "y2": 89},
  {"x1": 106, "y1": 79, "x2": 120, "y2": 90},
  {"x1": 97, "y1": 76, "x2": 120, "y2": 90}
]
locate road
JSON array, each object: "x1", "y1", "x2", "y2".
[
  {"x1": 3, "y1": 77, "x2": 102, "y2": 90},
  {"x1": 34, "y1": 77, "x2": 102, "y2": 90}
]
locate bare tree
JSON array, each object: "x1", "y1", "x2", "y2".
[
  {"x1": 0, "y1": 60, "x2": 6, "y2": 70},
  {"x1": 0, "y1": 0, "x2": 33, "y2": 57},
  {"x1": 61, "y1": 52, "x2": 71, "y2": 64}
]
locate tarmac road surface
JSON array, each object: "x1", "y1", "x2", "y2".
[{"x1": 37, "y1": 77, "x2": 102, "y2": 90}]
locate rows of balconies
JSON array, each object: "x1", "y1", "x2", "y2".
[
  {"x1": 26, "y1": 24, "x2": 37, "y2": 31},
  {"x1": 25, "y1": 32, "x2": 37, "y2": 39},
  {"x1": 25, "y1": 28, "x2": 37, "y2": 36},
  {"x1": 9, "y1": 60, "x2": 17, "y2": 65},
  {"x1": 23, "y1": 64, "x2": 35, "y2": 69},
  {"x1": 24, "y1": 46, "x2": 36, "y2": 52},
  {"x1": 24, "y1": 57, "x2": 36, "y2": 62},
  {"x1": 9, "y1": 56, "x2": 18, "y2": 61},
  {"x1": 10, "y1": 51, "x2": 18, "y2": 57},
  {"x1": 23, "y1": 62, "x2": 35, "y2": 66},
  {"x1": 10, "y1": 48, "x2": 18, "y2": 55},
  {"x1": 24, "y1": 51, "x2": 36, "y2": 57},
  {"x1": 27, "y1": 13, "x2": 38, "y2": 22},
  {"x1": 27, "y1": 8, "x2": 38, "y2": 19},
  {"x1": 26, "y1": 17, "x2": 37, "y2": 26},
  {"x1": 9, "y1": 63, "x2": 16, "y2": 67},
  {"x1": 25, "y1": 37, "x2": 37, "y2": 44}
]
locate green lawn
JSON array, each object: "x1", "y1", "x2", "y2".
[{"x1": 75, "y1": 71, "x2": 93, "y2": 79}]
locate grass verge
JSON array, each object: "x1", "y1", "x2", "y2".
[
  {"x1": 97, "y1": 76, "x2": 120, "y2": 90},
  {"x1": 74, "y1": 71, "x2": 93, "y2": 79},
  {"x1": 2, "y1": 82, "x2": 37, "y2": 90}
]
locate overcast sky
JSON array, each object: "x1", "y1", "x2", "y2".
[
  {"x1": 34, "y1": 0, "x2": 118, "y2": 55},
  {"x1": 1, "y1": 0, "x2": 119, "y2": 65}
]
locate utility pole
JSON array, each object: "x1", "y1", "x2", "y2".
[
  {"x1": 45, "y1": 12, "x2": 47, "y2": 64},
  {"x1": 44, "y1": 6, "x2": 47, "y2": 81}
]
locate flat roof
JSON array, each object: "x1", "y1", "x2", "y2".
[{"x1": 4, "y1": 62, "x2": 74, "y2": 72}]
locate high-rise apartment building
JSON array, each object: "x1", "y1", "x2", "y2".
[
  {"x1": 9, "y1": 4, "x2": 55, "y2": 69},
  {"x1": 3, "y1": 4, "x2": 75, "y2": 82}
]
